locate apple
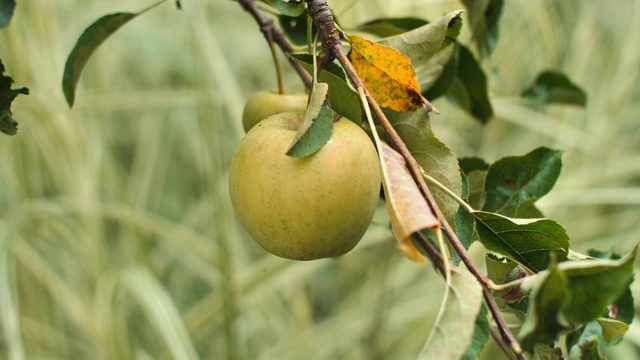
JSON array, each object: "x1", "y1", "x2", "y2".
[
  {"x1": 241, "y1": 90, "x2": 308, "y2": 133},
  {"x1": 229, "y1": 112, "x2": 381, "y2": 260}
]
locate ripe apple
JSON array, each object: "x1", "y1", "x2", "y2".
[
  {"x1": 241, "y1": 90, "x2": 308, "y2": 133},
  {"x1": 229, "y1": 112, "x2": 381, "y2": 260}
]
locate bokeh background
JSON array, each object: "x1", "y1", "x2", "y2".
[{"x1": 1, "y1": 0, "x2": 639, "y2": 359}]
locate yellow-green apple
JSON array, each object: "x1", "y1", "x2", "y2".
[
  {"x1": 241, "y1": 90, "x2": 308, "y2": 132},
  {"x1": 229, "y1": 112, "x2": 381, "y2": 260}
]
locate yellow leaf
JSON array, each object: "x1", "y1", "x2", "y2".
[
  {"x1": 380, "y1": 142, "x2": 440, "y2": 262},
  {"x1": 348, "y1": 34, "x2": 436, "y2": 112}
]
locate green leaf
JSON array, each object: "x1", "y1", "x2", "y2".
[
  {"x1": 514, "y1": 198, "x2": 545, "y2": 219},
  {"x1": 0, "y1": 0, "x2": 15, "y2": 29},
  {"x1": 286, "y1": 83, "x2": 333, "y2": 157},
  {"x1": 285, "y1": 105, "x2": 333, "y2": 158},
  {"x1": 380, "y1": 11, "x2": 463, "y2": 68},
  {"x1": 290, "y1": 53, "x2": 362, "y2": 122},
  {"x1": 279, "y1": 13, "x2": 315, "y2": 46},
  {"x1": 486, "y1": 254, "x2": 529, "y2": 304},
  {"x1": 560, "y1": 248, "x2": 636, "y2": 324},
  {"x1": 270, "y1": 0, "x2": 305, "y2": 17},
  {"x1": 453, "y1": 208, "x2": 475, "y2": 265},
  {"x1": 465, "y1": 170, "x2": 487, "y2": 210},
  {"x1": 417, "y1": 267, "x2": 484, "y2": 359},
  {"x1": 585, "y1": 249, "x2": 635, "y2": 329},
  {"x1": 520, "y1": 249, "x2": 637, "y2": 351},
  {"x1": 596, "y1": 318, "x2": 629, "y2": 342},
  {"x1": 483, "y1": 147, "x2": 563, "y2": 217},
  {"x1": 62, "y1": 12, "x2": 138, "y2": 107},
  {"x1": 519, "y1": 263, "x2": 571, "y2": 351},
  {"x1": 449, "y1": 44, "x2": 493, "y2": 123},
  {"x1": 461, "y1": 303, "x2": 490, "y2": 360},
  {"x1": 356, "y1": 17, "x2": 428, "y2": 38},
  {"x1": 485, "y1": 253, "x2": 519, "y2": 285},
  {"x1": 461, "y1": 0, "x2": 504, "y2": 57},
  {"x1": 422, "y1": 44, "x2": 458, "y2": 100},
  {"x1": 459, "y1": 157, "x2": 489, "y2": 209},
  {"x1": 533, "y1": 344, "x2": 564, "y2": 360},
  {"x1": 459, "y1": 157, "x2": 490, "y2": 174},
  {"x1": 571, "y1": 336, "x2": 603, "y2": 360},
  {"x1": 567, "y1": 319, "x2": 628, "y2": 355},
  {"x1": 0, "y1": 59, "x2": 29, "y2": 136},
  {"x1": 473, "y1": 211, "x2": 569, "y2": 272},
  {"x1": 386, "y1": 109, "x2": 463, "y2": 226},
  {"x1": 522, "y1": 71, "x2": 587, "y2": 107}
]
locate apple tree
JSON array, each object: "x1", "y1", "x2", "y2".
[{"x1": 0, "y1": 0, "x2": 636, "y2": 359}]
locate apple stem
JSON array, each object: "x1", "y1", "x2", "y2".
[{"x1": 237, "y1": 0, "x2": 312, "y2": 91}]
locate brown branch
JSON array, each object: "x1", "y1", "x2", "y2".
[
  {"x1": 237, "y1": 0, "x2": 526, "y2": 358},
  {"x1": 237, "y1": 0, "x2": 313, "y2": 90},
  {"x1": 304, "y1": 1, "x2": 525, "y2": 358},
  {"x1": 413, "y1": 232, "x2": 446, "y2": 276},
  {"x1": 489, "y1": 326, "x2": 518, "y2": 360}
]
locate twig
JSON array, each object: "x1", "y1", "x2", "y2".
[
  {"x1": 237, "y1": 0, "x2": 526, "y2": 358},
  {"x1": 489, "y1": 326, "x2": 518, "y2": 360},
  {"x1": 303, "y1": 1, "x2": 525, "y2": 358},
  {"x1": 237, "y1": 0, "x2": 313, "y2": 89},
  {"x1": 413, "y1": 232, "x2": 446, "y2": 276}
]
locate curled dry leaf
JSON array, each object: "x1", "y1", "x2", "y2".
[
  {"x1": 347, "y1": 34, "x2": 437, "y2": 113},
  {"x1": 380, "y1": 142, "x2": 440, "y2": 262}
]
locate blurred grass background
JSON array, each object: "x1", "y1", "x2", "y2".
[{"x1": 1, "y1": 0, "x2": 639, "y2": 359}]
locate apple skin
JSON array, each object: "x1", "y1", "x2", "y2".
[
  {"x1": 241, "y1": 91, "x2": 308, "y2": 133},
  {"x1": 229, "y1": 112, "x2": 381, "y2": 260}
]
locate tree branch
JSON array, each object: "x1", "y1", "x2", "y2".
[
  {"x1": 304, "y1": 1, "x2": 525, "y2": 358},
  {"x1": 237, "y1": 0, "x2": 526, "y2": 358}
]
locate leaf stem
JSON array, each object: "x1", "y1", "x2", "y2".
[
  {"x1": 266, "y1": 31, "x2": 285, "y2": 94},
  {"x1": 237, "y1": 0, "x2": 313, "y2": 90},
  {"x1": 421, "y1": 169, "x2": 474, "y2": 214}
]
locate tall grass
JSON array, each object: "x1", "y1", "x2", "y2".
[{"x1": 0, "y1": 0, "x2": 638, "y2": 359}]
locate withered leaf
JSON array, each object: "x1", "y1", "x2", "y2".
[
  {"x1": 380, "y1": 142, "x2": 440, "y2": 262},
  {"x1": 348, "y1": 34, "x2": 436, "y2": 113}
]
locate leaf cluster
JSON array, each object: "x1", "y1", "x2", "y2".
[{"x1": 9, "y1": 0, "x2": 633, "y2": 359}]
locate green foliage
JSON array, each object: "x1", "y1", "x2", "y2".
[
  {"x1": 3, "y1": 1, "x2": 639, "y2": 360},
  {"x1": 519, "y1": 262, "x2": 571, "y2": 349},
  {"x1": 385, "y1": 109, "x2": 462, "y2": 225},
  {"x1": 267, "y1": 0, "x2": 305, "y2": 17},
  {"x1": 62, "y1": 1, "x2": 169, "y2": 107},
  {"x1": 417, "y1": 268, "x2": 484, "y2": 359},
  {"x1": 474, "y1": 211, "x2": 570, "y2": 272},
  {"x1": 286, "y1": 83, "x2": 334, "y2": 158},
  {"x1": 278, "y1": 12, "x2": 316, "y2": 46},
  {"x1": 522, "y1": 71, "x2": 588, "y2": 106},
  {"x1": 379, "y1": 11, "x2": 463, "y2": 68},
  {"x1": 483, "y1": 147, "x2": 563, "y2": 217},
  {"x1": 356, "y1": 17, "x2": 429, "y2": 38},
  {"x1": 62, "y1": 12, "x2": 138, "y2": 107},
  {"x1": 450, "y1": 44, "x2": 494, "y2": 123},
  {"x1": 0, "y1": 59, "x2": 28, "y2": 135},
  {"x1": 290, "y1": 53, "x2": 362, "y2": 122},
  {"x1": 519, "y1": 249, "x2": 637, "y2": 351},
  {"x1": 0, "y1": 0, "x2": 15, "y2": 29},
  {"x1": 461, "y1": 0, "x2": 504, "y2": 57},
  {"x1": 461, "y1": 304, "x2": 490, "y2": 360}
]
